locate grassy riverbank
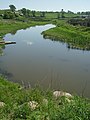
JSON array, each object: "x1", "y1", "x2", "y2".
[
  {"x1": 0, "y1": 19, "x2": 49, "y2": 55},
  {"x1": 0, "y1": 76, "x2": 90, "y2": 120},
  {"x1": 1, "y1": 19, "x2": 90, "y2": 51},
  {"x1": 0, "y1": 19, "x2": 48, "y2": 38},
  {"x1": 42, "y1": 20, "x2": 90, "y2": 50}
]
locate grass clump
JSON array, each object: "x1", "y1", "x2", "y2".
[{"x1": 0, "y1": 76, "x2": 90, "y2": 120}]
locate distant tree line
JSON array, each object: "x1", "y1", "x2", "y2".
[
  {"x1": 0, "y1": 4, "x2": 90, "y2": 20},
  {"x1": 68, "y1": 18, "x2": 90, "y2": 27},
  {"x1": 0, "y1": 4, "x2": 67, "y2": 20},
  {"x1": 77, "y1": 11, "x2": 90, "y2": 15},
  {"x1": 1, "y1": 5, "x2": 46, "y2": 20}
]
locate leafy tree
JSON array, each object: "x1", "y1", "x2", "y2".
[
  {"x1": 61, "y1": 9, "x2": 65, "y2": 18},
  {"x1": 68, "y1": 10, "x2": 74, "y2": 14},
  {"x1": 32, "y1": 11, "x2": 36, "y2": 17},
  {"x1": 27, "y1": 9, "x2": 30, "y2": 17},
  {"x1": 3, "y1": 11, "x2": 15, "y2": 19},
  {"x1": 9, "y1": 5, "x2": 16, "y2": 12},
  {"x1": 81, "y1": 12, "x2": 84, "y2": 15},
  {"x1": 21, "y1": 8, "x2": 27, "y2": 16},
  {"x1": 86, "y1": 11, "x2": 90, "y2": 15},
  {"x1": 40, "y1": 12, "x2": 45, "y2": 17},
  {"x1": 77, "y1": 12, "x2": 81, "y2": 15}
]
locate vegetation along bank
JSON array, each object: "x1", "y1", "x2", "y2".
[
  {"x1": 0, "y1": 76, "x2": 90, "y2": 119},
  {"x1": 42, "y1": 20, "x2": 90, "y2": 50}
]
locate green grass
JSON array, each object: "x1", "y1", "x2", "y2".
[
  {"x1": 0, "y1": 76, "x2": 90, "y2": 119},
  {"x1": 0, "y1": 19, "x2": 48, "y2": 37},
  {"x1": 42, "y1": 20, "x2": 90, "y2": 50}
]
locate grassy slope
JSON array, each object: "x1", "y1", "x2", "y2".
[
  {"x1": 42, "y1": 20, "x2": 90, "y2": 50},
  {"x1": 0, "y1": 76, "x2": 90, "y2": 120},
  {"x1": 0, "y1": 19, "x2": 48, "y2": 38}
]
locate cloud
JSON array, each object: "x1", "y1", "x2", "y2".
[{"x1": 26, "y1": 41, "x2": 33, "y2": 46}]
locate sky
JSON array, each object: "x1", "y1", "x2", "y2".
[{"x1": 0, "y1": 0, "x2": 90, "y2": 12}]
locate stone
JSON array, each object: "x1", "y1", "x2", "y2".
[
  {"x1": 53, "y1": 91, "x2": 72, "y2": 98},
  {"x1": 28, "y1": 101, "x2": 39, "y2": 110},
  {"x1": 0, "y1": 102, "x2": 5, "y2": 107}
]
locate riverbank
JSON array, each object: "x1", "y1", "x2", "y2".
[
  {"x1": 42, "y1": 20, "x2": 90, "y2": 50},
  {"x1": 0, "y1": 19, "x2": 49, "y2": 55},
  {"x1": 0, "y1": 19, "x2": 49, "y2": 39},
  {"x1": 0, "y1": 76, "x2": 90, "y2": 119}
]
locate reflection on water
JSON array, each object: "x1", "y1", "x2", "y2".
[
  {"x1": 0, "y1": 45, "x2": 5, "y2": 56},
  {"x1": 0, "y1": 24, "x2": 90, "y2": 98},
  {"x1": 0, "y1": 68, "x2": 13, "y2": 78},
  {"x1": 23, "y1": 40, "x2": 34, "y2": 46}
]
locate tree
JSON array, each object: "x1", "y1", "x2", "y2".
[
  {"x1": 68, "y1": 10, "x2": 74, "y2": 14},
  {"x1": 77, "y1": 12, "x2": 81, "y2": 15},
  {"x1": 9, "y1": 5, "x2": 16, "y2": 12},
  {"x1": 61, "y1": 9, "x2": 65, "y2": 18},
  {"x1": 27, "y1": 9, "x2": 30, "y2": 17},
  {"x1": 40, "y1": 12, "x2": 45, "y2": 17},
  {"x1": 3, "y1": 12, "x2": 9, "y2": 19},
  {"x1": 21, "y1": 8, "x2": 27, "y2": 16},
  {"x1": 32, "y1": 11, "x2": 36, "y2": 17},
  {"x1": 3, "y1": 11, "x2": 15, "y2": 19}
]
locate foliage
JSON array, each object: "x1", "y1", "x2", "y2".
[
  {"x1": 3, "y1": 11, "x2": 15, "y2": 19},
  {"x1": 32, "y1": 11, "x2": 36, "y2": 17},
  {"x1": 61, "y1": 9, "x2": 65, "y2": 18},
  {"x1": 40, "y1": 12, "x2": 45, "y2": 17},
  {"x1": 68, "y1": 18, "x2": 90, "y2": 27},
  {"x1": 9, "y1": 5, "x2": 16, "y2": 12},
  {"x1": 1, "y1": 7, "x2": 78, "y2": 22},
  {"x1": 27, "y1": 9, "x2": 31, "y2": 17},
  {"x1": 21, "y1": 8, "x2": 27, "y2": 16}
]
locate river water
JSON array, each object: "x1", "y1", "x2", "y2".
[{"x1": 0, "y1": 24, "x2": 90, "y2": 98}]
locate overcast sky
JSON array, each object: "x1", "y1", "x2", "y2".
[{"x1": 0, "y1": 0, "x2": 90, "y2": 12}]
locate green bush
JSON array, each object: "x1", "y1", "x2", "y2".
[{"x1": 3, "y1": 11, "x2": 15, "y2": 19}]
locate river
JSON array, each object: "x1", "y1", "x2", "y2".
[{"x1": 0, "y1": 24, "x2": 90, "y2": 98}]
